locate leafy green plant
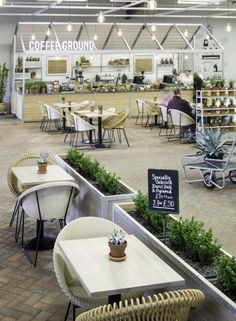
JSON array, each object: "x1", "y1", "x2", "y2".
[
  {"x1": 0, "y1": 63, "x2": 9, "y2": 103},
  {"x1": 215, "y1": 255, "x2": 236, "y2": 291},
  {"x1": 134, "y1": 192, "x2": 162, "y2": 231},
  {"x1": 65, "y1": 149, "x2": 121, "y2": 195},
  {"x1": 220, "y1": 79, "x2": 225, "y2": 88},
  {"x1": 196, "y1": 129, "x2": 226, "y2": 158},
  {"x1": 95, "y1": 168, "x2": 120, "y2": 195},
  {"x1": 229, "y1": 80, "x2": 234, "y2": 89},
  {"x1": 168, "y1": 217, "x2": 220, "y2": 266}
]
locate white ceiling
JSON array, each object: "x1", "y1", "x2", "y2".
[{"x1": 1, "y1": 0, "x2": 236, "y2": 21}]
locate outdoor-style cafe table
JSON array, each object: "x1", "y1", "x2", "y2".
[{"x1": 58, "y1": 234, "x2": 185, "y2": 304}]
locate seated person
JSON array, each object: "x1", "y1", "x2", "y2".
[
  {"x1": 167, "y1": 88, "x2": 194, "y2": 120},
  {"x1": 167, "y1": 88, "x2": 195, "y2": 139}
]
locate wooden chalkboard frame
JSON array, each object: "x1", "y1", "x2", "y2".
[
  {"x1": 47, "y1": 57, "x2": 69, "y2": 75},
  {"x1": 134, "y1": 56, "x2": 153, "y2": 74},
  {"x1": 148, "y1": 169, "x2": 179, "y2": 214}
]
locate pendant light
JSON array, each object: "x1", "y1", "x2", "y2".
[
  {"x1": 93, "y1": 24, "x2": 98, "y2": 41},
  {"x1": 67, "y1": 1, "x2": 72, "y2": 31},
  {"x1": 152, "y1": 34, "x2": 156, "y2": 41},
  {"x1": 184, "y1": 54, "x2": 188, "y2": 60},
  {"x1": 118, "y1": 28, "x2": 122, "y2": 37},
  {"x1": 46, "y1": 24, "x2": 52, "y2": 37},
  {"x1": 151, "y1": 24, "x2": 156, "y2": 32},
  {"x1": 97, "y1": 11, "x2": 105, "y2": 23},
  {"x1": 147, "y1": 0, "x2": 157, "y2": 10},
  {"x1": 184, "y1": 28, "x2": 189, "y2": 37},
  {"x1": 31, "y1": 15, "x2": 36, "y2": 41},
  {"x1": 226, "y1": 0, "x2": 232, "y2": 32},
  {"x1": 0, "y1": 0, "x2": 6, "y2": 6}
]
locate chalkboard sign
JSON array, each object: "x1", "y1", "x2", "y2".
[{"x1": 148, "y1": 169, "x2": 179, "y2": 214}]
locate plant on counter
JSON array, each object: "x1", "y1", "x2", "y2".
[
  {"x1": 108, "y1": 228, "x2": 127, "y2": 259},
  {"x1": 195, "y1": 129, "x2": 226, "y2": 159},
  {"x1": 65, "y1": 149, "x2": 121, "y2": 195},
  {"x1": 229, "y1": 80, "x2": 234, "y2": 89},
  {"x1": 0, "y1": 63, "x2": 9, "y2": 104}
]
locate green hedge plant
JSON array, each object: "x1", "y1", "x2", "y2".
[
  {"x1": 215, "y1": 255, "x2": 236, "y2": 292},
  {"x1": 134, "y1": 191, "x2": 163, "y2": 231},
  {"x1": 168, "y1": 217, "x2": 221, "y2": 266},
  {"x1": 65, "y1": 149, "x2": 120, "y2": 195}
]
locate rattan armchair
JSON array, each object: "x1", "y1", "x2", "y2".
[
  {"x1": 102, "y1": 110, "x2": 130, "y2": 147},
  {"x1": 7, "y1": 152, "x2": 56, "y2": 227},
  {"x1": 76, "y1": 289, "x2": 204, "y2": 321}
]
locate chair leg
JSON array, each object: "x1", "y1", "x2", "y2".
[
  {"x1": 122, "y1": 129, "x2": 130, "y2": 147},
  {"x1": 64, "y1": 302, "x2": 71, "y2": 321},
  {"x1": 33, "y1": 220, "x2": 43, "y2": 267},
  {"x1": 10, "y1": 200, "x2": 18, "y2": 227},
  {"x1": 73, "y1": 305, "x2": 76, "y2": 321}
]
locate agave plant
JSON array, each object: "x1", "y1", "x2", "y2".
[{"x1": 196, "y1": 129, "x2": 226, "y2": 159}]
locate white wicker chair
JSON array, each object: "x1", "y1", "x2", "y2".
[
  {"x1": 76, "y1": 289, "x2": 204, "y2": 321},
  {"x1": 53, "y1": 217, "x2": 141, "y2": 321},
  {"x1": 135, "y1": 99, "x2": 147, "y2": 125},
  {"x1": 16, "y1": 181, "x2": 80, "y2": 267},
  {"x1": 71, "y1": 113, "x2": 96, "y2": 148},
  {"x1": 45, "y1": 104, "x2": 63, "y2": 133},
  {"x1": 168, "y1": 109, "x2": 195, "y2": 143}
]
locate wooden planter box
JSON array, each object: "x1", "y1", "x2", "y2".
[
  {"x1": 112, "y1": 202, "x2": 236, "y2": 321},
  {"x1": 55, "y1": 155, "x2": 137, "y2": 221}
]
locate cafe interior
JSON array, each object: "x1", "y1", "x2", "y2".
[{"x1": 1, "y1": 1, "x2": 236, "y2": 321}]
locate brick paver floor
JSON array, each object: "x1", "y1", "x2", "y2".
[{"x1": 0, "y1": 116, "x2": 235, "y2": 320}]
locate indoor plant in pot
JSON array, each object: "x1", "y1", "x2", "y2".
[
  {"x1": 196, "y1": 129, "x2": 226, "y2": 160},
  {"x1": 37, "y1": 152, "x2": 49, "y2": 173},
  {"x1": 0, "y1": 63, "x2": 9, "y2": 112},
  {"x1": 108, "y1": 228, "x2": 127, "y2": 261}
]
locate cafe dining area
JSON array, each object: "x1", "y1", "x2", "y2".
[
  {"x1": 2, "y1": 1, "x2": 236, "y2": 321},
  {"x1": 1, "y1": 111, "x2": 236, "y2": 321}
]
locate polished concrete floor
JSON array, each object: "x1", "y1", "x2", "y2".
[{"x1": 0, "y1": 115, "x2": 235, "y2": 320}]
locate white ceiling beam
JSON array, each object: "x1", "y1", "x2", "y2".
[
  {"x1": 174, "y1": 25, "x2": 193, "y2": 50},
  {"x1": 114, "y1": 23, "x2": 131, "y2": 50}
]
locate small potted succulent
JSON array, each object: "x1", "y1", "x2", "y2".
[
  {"x1": 61, "y1": 96, "x2": 65, "y2": 104},
  {"x1": 37, "y1": 152, "x2": 49, "y2": 173},
  {"x1": 108, "y1": 228, "x2": 127, "y2": 261},
  {"x1": 98, "y1": 104, "x2": 103, "y2": 114}
]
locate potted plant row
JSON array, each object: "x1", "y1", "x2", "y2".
[
  {"x1": 55, "y1": 149, "x2": 136, "y2": 221},
  {"x1": 202, "y1": 79, "x2": 235, "y2": 97},
  {"x1": 25, "y1": 81, "x2": 47, "y2": 94},
  {"x1": 112, "y1": 193, "x2": 236, "y2": 321},
  {"x1": 0, "y1": 63, "x2": 9, "y2": 112}
]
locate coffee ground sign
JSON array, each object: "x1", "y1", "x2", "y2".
[{"x1": 148, "y1": 169, "x2": 179, "y2": 214}]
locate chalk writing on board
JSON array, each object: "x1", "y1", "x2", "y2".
[{"x1": 148, "y1": 169, "x2": 179, "y2": 214}]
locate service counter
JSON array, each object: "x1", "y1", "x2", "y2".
[{"x1": 13, "y1": 89, "x2": 193, "y2": 122}]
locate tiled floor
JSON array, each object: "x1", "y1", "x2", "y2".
[{"x1": 0, "y1": 116, "x2": 235, "y2": 320}]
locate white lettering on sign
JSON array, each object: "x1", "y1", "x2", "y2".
[{"x1": 28, "y1": 40, "x2": 96, "y2": 51}]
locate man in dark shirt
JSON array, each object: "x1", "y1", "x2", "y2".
[
  {"x1": 167, "y1": 88, "x2": 195, "y2": 120},
  {"x1": 167, "y1": 88, "x2": 195, "y2": 140}
]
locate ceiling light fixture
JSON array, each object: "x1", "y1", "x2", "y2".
[
  {"x1": 151, "y1": 24, "x2": 156, "y2": 32},
  {"x1": 118, "y1": 28, "x2": 122, "y2": 37},
  {"x1": 205, "y1": 34, "x2": 210, "y2": 40},
  {"x1": 93, "y1": 33, "x2": 98, "y2": 41},
  {"x1": 184, "y1": 28, "x2": 189, "y2": 37},
  {"x1": 226, "y1": 0, "x2": 232, "y2": 32},
  {"x1": 184, "y1": 54, "x2": 189, "y2": 60},
  {"x1": 178, "y1": 0, "x2": 217, "y2": 3},
  {"x1": 0, "y1": 0, "x2": 5, "y2": 6},
  {"x1": 31, "y1": 14, "x2": 36, "y2": 41},
  {"x1": 67, "y1": 1, "x2": 72, "y2": 31},
  {"x1": 152, "y1": 34, "x2": 156, "y2": 40},
  {"x1": 147, "y1": 0, "x2": 157, "y2": 10},
  {"x1": 46, "y1": 24, "x2": 52, "y2": 37},
  {"x1": 97, "y1": 11, "x2": 105, "y2": 23}
]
